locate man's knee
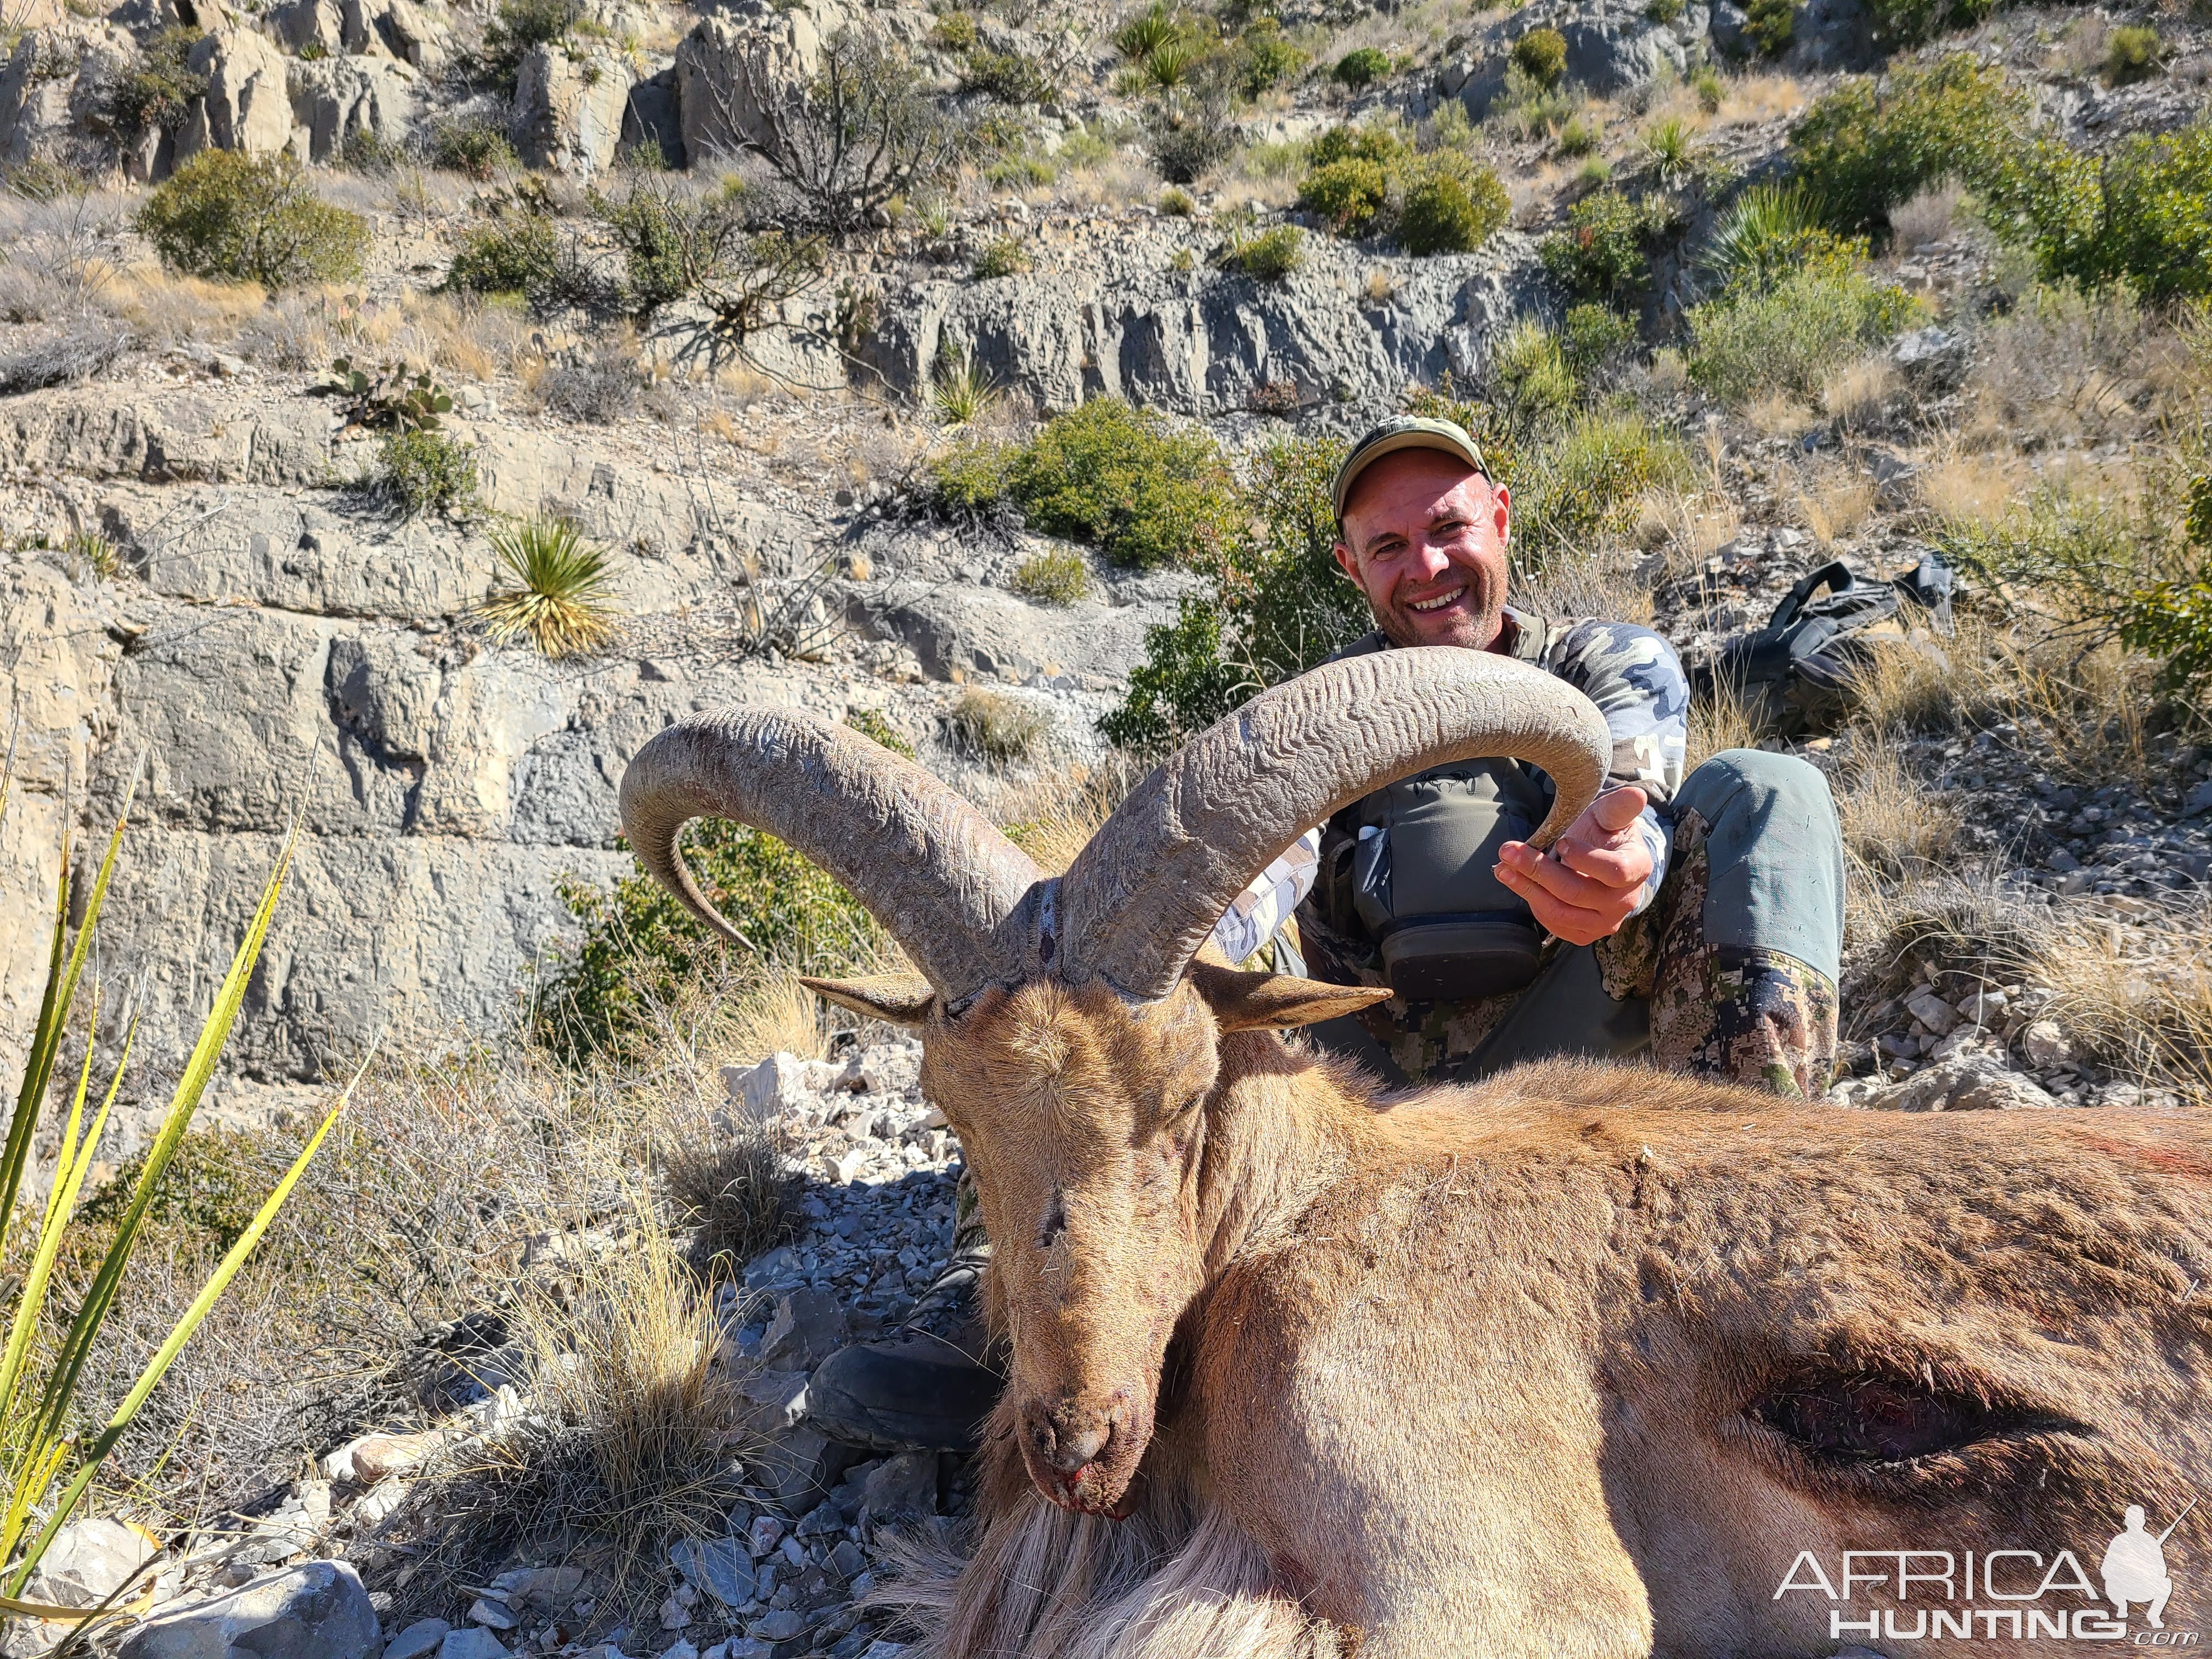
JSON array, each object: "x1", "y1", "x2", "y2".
[
  {"x1": 1673, "y1": 748, "x2": 1844, "y2": 985},
  {"x1": 1678, "y1": 748, "x2": 1838, "y2": 829}
]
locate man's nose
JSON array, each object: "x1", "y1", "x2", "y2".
[{"x1": 1407, "y1": 538, "x2": 1454, "y2": 581}]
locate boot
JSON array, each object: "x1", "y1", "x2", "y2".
[{"x1": 804, "y1": 1245, "x2": 1005, "y2": 1454}]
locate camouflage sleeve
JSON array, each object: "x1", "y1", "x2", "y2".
[
  {"x1": 1542, "y1": 620, "x2": 1690, "y2": 915},
  {"x1": 1211, "y1": 829, "x2": 1322, "y2": 964}
]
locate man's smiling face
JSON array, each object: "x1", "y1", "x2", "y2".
[{"x1": 1331, "y1": 449, "x2": 1511, "y2": 651}]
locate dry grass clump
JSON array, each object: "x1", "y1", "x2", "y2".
[
  {"x1": 1819, "y1": 354, "x2": 1902, "y2": 432},
  {"x1": 1515, "y1": 539, "x2": 1657, "y2": 627},
  {"x1": 2012, "y1": 901, "x2": 2212, "y2": 1099},
  {"x1": 1834, "y1": 747, "x2": 1965, "y2": 883},
  {"x1": 994, "y1": 757, "x2": 1140, "y2": 872},
  {"x1": 1960, "y1": 284, "x2": 2163, "y2": 447},
  {"x1": 1887, "y1": 180, "x2": 1963, "y2": 247},
  {"x1": 945, "y1": 686, "x2": 1049, "y2": 764},
  {"x1": 1686, "y1": 676, "x2": 1760, "y2": 771},
  {"x1": 1793, "y1": 462, "x2": 1878, "y2": 546},
  {"x1": 381, "y1": 1192, "x2": 756, "y2": 1616}
]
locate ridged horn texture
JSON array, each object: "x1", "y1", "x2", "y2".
[
  {"x1": 618, "y1": 710, "x2": 1043, "y2": 1002},
  {"x1": 1057, "y1": 650, "x2": 1615, "y2": 1002}
]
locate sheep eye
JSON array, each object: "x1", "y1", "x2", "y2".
[{"x1": 1752, "y1": 1373, "x2": 2051, "y2": 1464}]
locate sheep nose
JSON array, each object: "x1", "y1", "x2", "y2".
[
  {"x1": 1049, "y1": 1421, "x2": 1110, "y2": 1473},
  {"x1": 1023, "y1": 1396, "x2": 1116, "y2": 1474}
]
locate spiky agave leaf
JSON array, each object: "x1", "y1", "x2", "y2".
[{"x1": 477, "y1": 518, "x2": 619, "y2": 658}]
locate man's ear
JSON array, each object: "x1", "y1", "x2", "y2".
[
  {"x1": 1187, "y1": 960, "x2": 1393, "y2": 1031},
  {"x1": 799, "y1": 973, "x2": 936, "y2": 1027}
]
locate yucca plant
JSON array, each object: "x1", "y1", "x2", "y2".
[
  {"x1": 932, "y1": 351, "x2": 998, "y2": 427},
  {"x1": 477, "y1": 518, "x2": 619, "y2": 658},
  {"x1": 1144, "y1": 40, "x2": 1198, "y2": 89},
  {"x1": 1114, "y1": 3, "x2": 1182, "y2": 64},
  {"x1": 1697, "y1": 180, "x2": 1833, "y2": 295},
  {"x1": 1640, "y1": 116, "x2": 1697, "y2": 189},
  {"x1": 0, "y1": 729, "x2": 353, "y2": 1616}
]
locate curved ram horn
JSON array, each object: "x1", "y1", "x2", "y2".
[
  {"x1": 619, "y1": 709, "x2": 1043, "y2": 1003},
  {"x1": 1056, "y1": 650, "x2": 1615, "y2": 1002}
]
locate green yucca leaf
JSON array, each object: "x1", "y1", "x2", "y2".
[
  {"x1": 478, "y1": 518, "x2": 619, "y2": 658},
  {"x1": 0, "y1": 757, "x2": 143, "y2": 1257},
  {"x1": 21, "y1": 815, "x2": 297, "y2": 1482},
  {"x1": 9, "y1": 1046, "x2": 364, "y2": 1593}
]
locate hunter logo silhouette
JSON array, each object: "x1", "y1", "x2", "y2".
[{"x1": 2104, "y1": 1499, "x2": 2196, "y2": 1629}]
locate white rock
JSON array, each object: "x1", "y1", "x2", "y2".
[
  {"x1": 2021, "y1": 1019, "x2": 2074, "y2": 1068},
  {"x1": 23, "y1": 1516, "x2": 159, "y2": 1611},
  {"x1": 467, "y1": 1599, "x2": 516, "y2": 1630}
]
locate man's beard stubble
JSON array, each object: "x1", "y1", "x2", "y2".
[{"x1": 1368, "y1": 557, "x2": 1507, "y2": 652}]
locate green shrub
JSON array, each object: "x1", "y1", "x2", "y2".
[
  {"x1": 930, "y1": 10, "x2": 979, "y2": 52},
  {"x1": 963, "y1": 47, "x2": 1053, "y2": 104},
  {"x1": 1785, "y1": 54, "x2": 2028, "y2": 232},
  {"x1": 1309, "y1": 122, "x2": 1408, "y2": 170},
  {"x1": 541, "y1": 821, "x2": 885, "y2": 1058},
  {"x1": 1333, "y1": 46, "x2": 1391, "y2": 88},
  {"x1": 1977, "y1": 122, "x2": 2212, "y2": 301},
  {"x1": 1511, "y1": 27, "x2": 1568, "y2": 87},
  {"x1": 1239, "y1": 24, "x2": 1306, "y2": 95},
  {"x1": 843, "y1": 708, "x2": 916, "y2": 758},
  {"x1": 2106, "y1": 24, "x2": 2162, "y2": 83},
  {"x1": 1491, "y1": 318, "x2": 1579, "y2": 430},
  {"x1": 928, "y1": 437, "x2": 1013, "y2": 514},
  {"x1": 377, "y1": 428, "x2": 478, "y2": 517},
  {"x1": 482, "y1": 0, "x2": 579, "y2": 83},
  {"x1": 1011, "y1": 546, "x2": 1092, "y2": 604},
  {"x1": 1102, "y1": 433, "x2": 1364, "y2": 747},
  {"x1": 1220, "y1": 221, "x2": 1306, "y2": 279},
  {"x1": 109, "y1": 24, "x2": 205, "y2": 138},
  {"x1": 1691, "y1": 65, "x2": 1725, "y2": 112},
  {"x1": 1397, "y1": 160, "x2": 1510, "y2": 255},
  {"x1": 1299, "y1": 156, "x2": 1390, "y2": 235},
  {"x1": 1863, "y1": 0, "x2": 1993, "y2": 49},
  {"x1": 1561, "y1": 301, "x2": 1637, "y2": 370},
  {"x1": 136, "y1": 151, "x2": 369, "y2": 288},
  {"x1": 1007, "y1": 398, "x2": 1238, "y2": 569},
  {"x1": 985, "y1": 152, "x2": 1056, "y2": 188},
  {"x1": 1685, "y1": 257, "x2": 1921, "y2": 403},
  {"x1": 432, "y1": 121, "x2": 520, "y2": 179},
  {"x1": 445, "y1": 212, "x2": 557, "y2": 296},
  {"x1": 972, "y1": 235, "x2": 1032, "y2": 278},
  {"x1": 1558, "y1": 115, "x2": 1599, "y2": 156},
  {"x1": 1645, "y1": 0, "x2": 1684, "y2": 20},
  {"x1": 339, "y1": 129, "x2": 407, "y2": 175},
  {"x1": 1539, "y1": 188, "x2": 1658, "y2": 304},
  {"x1": 1742, "y1": 0, "x2": 1793, "y2": 55},
  {"x1": 1160, "y1": 185, "x2": 1196, "y2": 215},
  {"x1": 1699, "y1": 181, "x2": 1863, "y2": 294},
  {"x1": 1510, "y1": 408, "x2": 1685, "y2": 562}
]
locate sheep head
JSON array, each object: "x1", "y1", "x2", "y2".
[{"x1": 619, "y1": 651, "x2": 1612, "y2": 1515}]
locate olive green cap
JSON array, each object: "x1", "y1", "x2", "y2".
[{"x1": 1330, "y1": 415, "x2": 1490, "y2": 522}]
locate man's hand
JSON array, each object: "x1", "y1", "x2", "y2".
[{"x1": 1494, "y1": 787, "x2": 1654, "y2": 947}]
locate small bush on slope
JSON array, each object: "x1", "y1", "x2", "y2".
[{"x1": 137, "y1": 152, "x2": 368, "y2": 287}]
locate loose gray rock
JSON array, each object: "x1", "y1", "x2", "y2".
[
  {"x1": 669, "y1": 1537, "x2": 757, "y2": 1609},
  {"x1": 759, "y1": 1290, "x2": 850, "y2": 1372},
  {"x1": 438, "y1": 1629, "x2": 511, "y2": 1659},
  {"x1": 121, "y1": 1562, "x2": 380, "y2": 1659},
  {"x1": 22, "y1": 1516, "x2": 160, "y2": 1611},
  {"x1": 861, "y1": 1452, "x2": 938, "y2": 1521},
  {"x1": 383, "y1": 1620, "x2": 449, "y2": 1659}
]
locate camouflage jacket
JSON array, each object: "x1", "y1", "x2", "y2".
[{"x1": 1207, "y1": 608, "x2": 1691, "y2": 965}]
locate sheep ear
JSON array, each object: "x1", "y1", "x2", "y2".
[
  {"x1": 1187, "y1": 961, "x2": 1393, "y2": 1032},
  {"x1": 800, "y1": 973, "x2": 938, "y2": 1028}
]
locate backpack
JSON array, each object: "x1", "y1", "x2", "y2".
[{"x1": 1694, "y1": 555, "x2": 1954, "y2": 738}]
